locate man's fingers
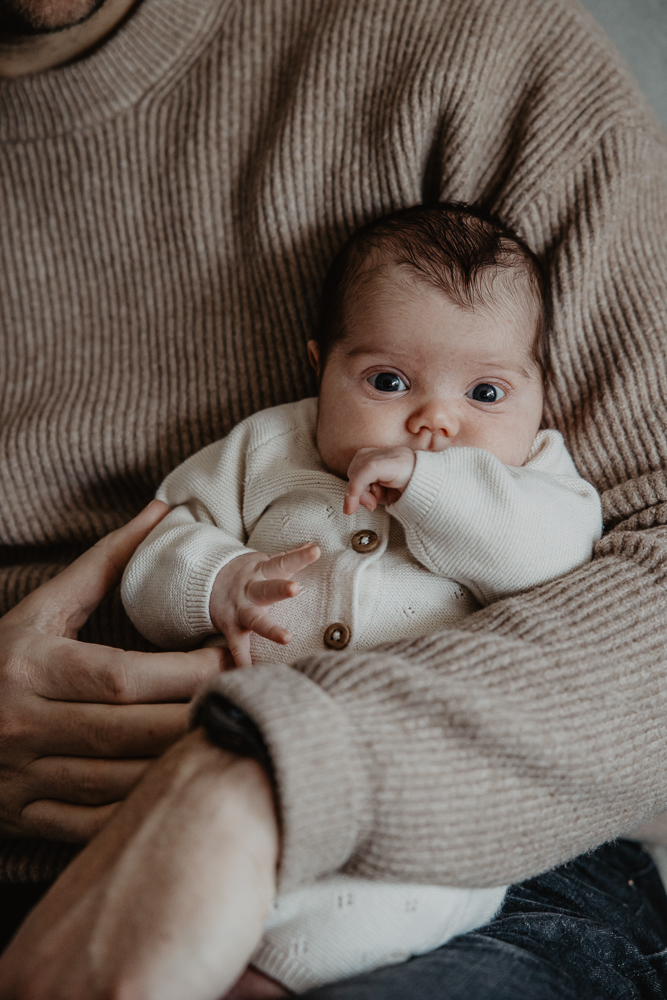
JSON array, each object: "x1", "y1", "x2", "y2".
[
  {"x1": 247, "y1": 579, "x2": 300, "y2": 606},
  {"x1": 261, "y1": 544, "x2": 320, "y2": 579},
  {"x1": 225, "y1": 967, "x2": 290, "y2": 999},
  {"x1": 237, "y1": 607, "x2": 291, "y2": 646},
  {"x1": 30, "y1": 701, "x2": 190, "y2": 758},
  {"x1": 33, "y1": 640, "x2": 225, "y2": 704},
  {"x1": 15, "y1": 500, "x2": 170, "y2": 638},
  {"x1": 26, "y1": 757, "x2": 150, "y2": 806},
  {"x1": 19, "y1": 800, "x2": 120, "y2": 843}
]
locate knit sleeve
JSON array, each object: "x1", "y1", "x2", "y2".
[
  {"x1": 205, "y1": 124, "x2": 667, "y2": 893},
  {"x1": 387, "y1": 436, "x2": 602, "y2": 605},
  {"x1": 121, "y1": 424, "x2": 254, "y2": 648}
]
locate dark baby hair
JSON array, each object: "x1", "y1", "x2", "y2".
[{"x1": 316, "y1": 202, "x2": 550, "y2": 379}]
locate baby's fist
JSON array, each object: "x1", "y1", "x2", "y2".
[{"x1": 344, "y1": 446, "x2": 416, "y2": 515}]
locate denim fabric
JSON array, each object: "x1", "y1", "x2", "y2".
[{"x1": 301, "y1": 841, "x2": 667, "y2": 1000}]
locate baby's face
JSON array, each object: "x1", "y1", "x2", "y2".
[{"x1": 313, "y1": 269, "x2": 545, "y2": 476}]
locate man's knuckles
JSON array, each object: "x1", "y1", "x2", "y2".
[
  {"x1": 31, "y1": 759, "x2": 128, "y2": 806},
  {"x1": 51, "y1": 642, "x2": 140, "y2": 704},
  {"x1": 0, "y1": 702, "x2": 37, "y2": 755},
  {"x1": 93, "y1": 653, "x2": 140, "y2": 704},
  {"x1": 0, "y1": 763, "x2": 45, "y2": 832},
  {"x1": 84, "y1": 716, "x2": 134, "y2": 758}
]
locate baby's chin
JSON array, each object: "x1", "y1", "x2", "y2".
[
  {"x1": 317, "y1": 449, "x2": 350, "y2": 479},
  {"x1": 315, "y1": 438, "x2": 359, "y2": 479}
]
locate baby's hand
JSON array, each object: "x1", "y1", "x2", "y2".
[
  {"x1": 344, "y1": 446, "x2": 416, "y2": 515},
  {"x1": 209, "y1": 543, "x2": 320, "y2": 667}
]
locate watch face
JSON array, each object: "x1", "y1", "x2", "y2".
[{"x1": 193, "y1": 693, "x2": 274, "y2": 781}]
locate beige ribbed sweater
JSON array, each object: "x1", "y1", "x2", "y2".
[{"x1": 1, "y1": 0, "x2": 667, "y2": 888}]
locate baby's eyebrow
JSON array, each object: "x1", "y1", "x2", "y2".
[
  {"x1": 345, "y1": 345, "x2": 411, "y2": 359},
  {"x1": 345, "y1": 345, "x2": 537, "y2": 380},
  {"x1": 473, "y1": 358, "x2": 537, "y2": 380}
]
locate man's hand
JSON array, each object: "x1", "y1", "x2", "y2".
[
  {"x1": 209, "y1": 545, "x2": 321, "y2": 668},
  {"x1": 344, "y1": 446, "x2": 416, "y2": 515},
  {"x1": 225, "y1": 967, "x2": 290, "y2": 998},
  {"x1": 0, "y1": 729, "x2": 279, "y2": 1000},
  {"x1": 0, "y1": 501, "x2": 226, "y2": 843}
]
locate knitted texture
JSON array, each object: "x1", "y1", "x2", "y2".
[
  {"x1": 1, "y1": 0, "x2": 666, "y2": 884},
  {"x1": 0, "y1": 841, "x2": 78, "y2": 885},
  {"x1": 121, "y1": 399, "x2": 601, "y2": 653},
  {"x1": 120, "y1": 398, "x2": 599, "y2": 990}
]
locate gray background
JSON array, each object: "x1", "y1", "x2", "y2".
[{"x1": 579, "y1": 0, "x2": 667, "y2": 128}]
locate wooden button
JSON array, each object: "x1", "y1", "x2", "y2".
[
  {"x1": 323, "y1": 623, "x2": 350, "y2": 650},
  {"x1": 351, "y1": 529, "x2": 379, "y2": 553}
]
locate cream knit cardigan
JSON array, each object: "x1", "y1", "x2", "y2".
[
  {"x1": 2, "y1": 0, "x2": 667, "y2": 889},
  {"x1": 122, "y1": 398, "x2": 602, "y2": 659},
  {"x1": 121, "y1": 397, "x2": 601, "y2": 990}
]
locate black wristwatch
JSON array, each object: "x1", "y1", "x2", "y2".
[{"x1": 191, "y1": 692, "x2": 275, "y2": 787}]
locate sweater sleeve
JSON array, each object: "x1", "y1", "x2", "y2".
[
  {"x1": 121, "y1": 423, "x2": 254, "y2": 648},
  {"x1": 387, "y1": 433, "x2": 602, "y2": 605},
  {"x1": 204, "y1": 126, "x2": 667, "y2": 891}
]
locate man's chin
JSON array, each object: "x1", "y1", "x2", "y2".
[{"x1": 0, "y1": 0, "x2": 108, "y2": 36}]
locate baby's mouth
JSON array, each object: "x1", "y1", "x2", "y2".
[{"x1": 414, "y1": 433, "x2": 453, "y2": 453}]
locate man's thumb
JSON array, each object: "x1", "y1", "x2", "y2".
[{"x1": 15, "y1": 500, "x2": 169, "y2": 638}]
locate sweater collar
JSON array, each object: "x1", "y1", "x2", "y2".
[{"x1": 0, "y1": 0, "x2": 228, "y2": 141}]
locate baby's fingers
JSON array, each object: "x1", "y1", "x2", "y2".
[
  {"x1": 345, "y1": 457, "x2": 379, "y2": 514},
  {"x1": 343, "y1": 493, "x2": 360, "y2": 515},
  {"x1": 247, "y1": 578, "x2": 300, "y2": 606},
  {"x1": 238, "y1": 606, "x2": 292, "y2": 646},
  {"x1": 345, "y1": 486, "x2": 379, "y2": 515},
  {"x1": 261, "y1": 544, "x2": 320, "y2": 579},
  {"x1": 226, "y1": 628, "x2": 253, "y2": 669},
  {"x1": 345, "y1": 447, "x2": 416, "y2": 516}
]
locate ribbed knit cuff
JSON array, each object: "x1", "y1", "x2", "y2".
[
  {"x1": 390, "y1": 451, "x2": 446, "y2": 527},
  {"x1": 200, "y1": 663, "x2": 369, "y2": 891},
  {"x1": 251, "y1": 940, "x2": 320, "y2": 993},
  {"x1": 182, "y1": 544, "x2": 251, "y2": 637}
]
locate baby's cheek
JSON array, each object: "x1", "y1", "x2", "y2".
[{"x1": 482, "y1": 415, "x2": 539, "y2": 466}]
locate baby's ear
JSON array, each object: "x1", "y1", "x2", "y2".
[{"x1": 307, "y1": 340, "x2": 320, "y2": 374}]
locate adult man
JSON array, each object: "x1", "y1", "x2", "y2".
[{"x1": 2, "y1": 0, "x2": 667, "y2": 996}]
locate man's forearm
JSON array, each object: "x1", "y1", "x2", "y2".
[
  {"x1": 210, "y1": 526, "x2": 667, "y2": 891},
  {"x1": 0, "y1": 730, "x2": 279, "y2": 1000}
]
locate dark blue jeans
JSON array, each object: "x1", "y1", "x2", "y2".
[{"x1": 301, "y1": 841, "x2": 667, "y2": 999}]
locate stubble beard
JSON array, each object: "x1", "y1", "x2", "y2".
[{"x1": 0, "y1": 0, "x2": 108, "y2": 34}]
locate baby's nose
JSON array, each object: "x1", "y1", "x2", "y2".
[{"x1": 407, "y1": 401, "x2": 459, "y2": 442}]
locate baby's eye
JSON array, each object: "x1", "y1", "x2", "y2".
[
  {"x1": 368, "y1": 371, "x2": 408, "y2": 393},
  {"x1": 368, "y1": 372, "x2": 408, "y2": 393},
  {"x1": 467, "y1": 383, "x2": 506, "y2": 403}
]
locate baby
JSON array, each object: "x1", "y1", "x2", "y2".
[{"x1": 122, "y1": 203, "x2": 602, "y2": 995}]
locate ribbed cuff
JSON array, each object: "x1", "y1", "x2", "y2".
[
  {"x1": 390, "y1": 451, "x2": 446, "y2": 527},
  {"x1": 251, "y1": 940, "x2": 321, "y2": 993},
  {"x1": 182, "y1": 544, "x2": 250, "y2": 637},
  {"x1": 202, "y1": 663, "x2": 370, "y2": 891}
]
